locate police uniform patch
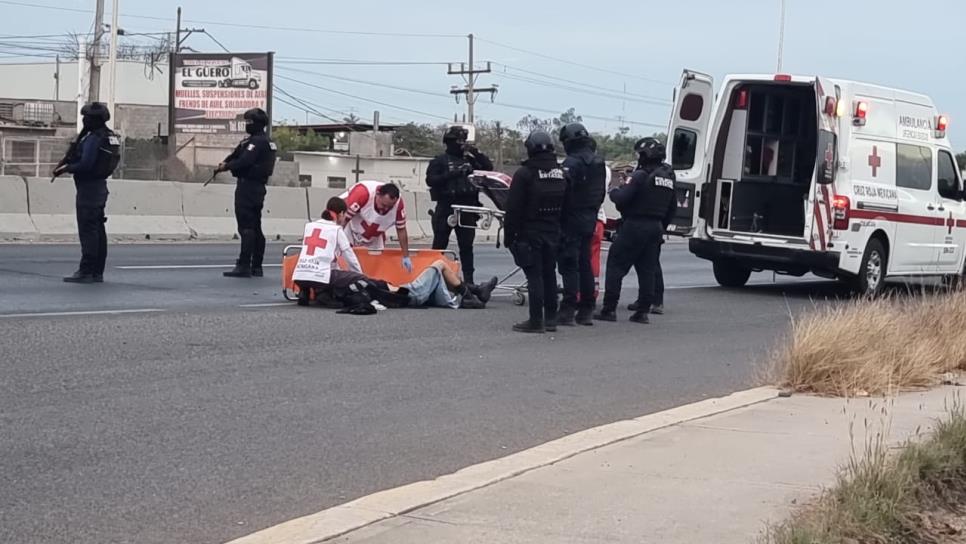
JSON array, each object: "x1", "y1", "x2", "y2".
[
  {"x1": 247, "y1": 144, "x2": 256, "y2": 151},
  {"x1": 654, "y1": 176, "x2": 674, "y2": 189}
]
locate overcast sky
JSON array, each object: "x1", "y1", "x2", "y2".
[{"x1": 2, "y1": 0, "x2": 964, "y2": 144}]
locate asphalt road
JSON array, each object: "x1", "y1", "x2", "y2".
[{"x1": 0, "y1": 241, "x2": 844, "y2": 544}]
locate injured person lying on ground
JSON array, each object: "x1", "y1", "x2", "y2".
[{"x1": 298, "y1": 260, "x2": 498, "y2": 314}]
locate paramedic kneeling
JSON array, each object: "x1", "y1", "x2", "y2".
[
  {"x1": 341, "y1": 181, "x2": 413, "y2": 273},
  {"x1": 293, "y1": 197, "x2": 364, "y2": 306},
  {"x1": 595, "y1": 137, "x2": 676, "y2": 324}
]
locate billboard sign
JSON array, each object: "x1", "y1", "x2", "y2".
[{"x1": 170, "y1": 52, "x2": 273, "y2": 135}]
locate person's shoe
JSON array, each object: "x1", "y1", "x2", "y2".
[
  {"x1": 297, "y1": 289, "x2": 311, "y2": 307},
  {"x1": 557, "y1": 306, "x2": 576, "y2": 327},
  {"x1": 630, "y1": 311, "x2": 650, "y2": 324},
  {"x1": 472, "y1": 276, "x2": 498, "y2": 303},
  {"x1": 92, "y1": 274, "x2": 104, "y2": 283},
  {"x1": 594, "y1": 309, "x2": 617, "y2": 322},
  {"x1": 513, "y1": 320, "x2": 545, "y2": 334},
  {"x1": 575, "y1": 307, "x2": 595, "y2": 326},
  {"x1": 251, "y1": 267, "x2": 264, "y2": 278},
  {"x1": 627, "y1": 302, "x2": 640, "y2": 312},
  {"x1": 545, "y1": 319, "x2": 558, "y2": 333},
  {"x1": 63, "y1": 271, "x2": 95, "y2": 284},
  {"x1": 460, "y1": 292, "x2": 486, "y2": 309},
  {"x1": 223, "y1": 265, "x2": 252, "y2": 278},
  {"x1": 649, "y1": 304, "x2": 664, "y2": 315}
]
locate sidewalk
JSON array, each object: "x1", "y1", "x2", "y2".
[{"x1": 328, "y1": 387, "x2": 959, "y2": 544}]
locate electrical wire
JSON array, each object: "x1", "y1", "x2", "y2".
[
  {"x1": 494, "y1": 63, "x2": 670, "y2": 103},
  {"x1": 276, "y1": 65, "x2": 446, "y2": 98}
]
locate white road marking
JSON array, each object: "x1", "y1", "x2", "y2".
[
  {"x1": 115, "y1": 264, "x2": 283, "y2": 270},
  {"x1": 0, "y1": 308, "x2": 165, "y2": 319},
  {"x1": 238, "y1": 303, "x2": 291, "y2": 308}
]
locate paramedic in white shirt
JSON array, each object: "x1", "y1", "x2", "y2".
[
  {"x1": 292, "y1": 197, "x2": 364, "y2": 306},
  {"x1": 340, "y1": 181, "x2": 413, "y2": 273}
]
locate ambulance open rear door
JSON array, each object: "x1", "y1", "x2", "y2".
[{"x1": 667, "y1": 70, "x2": 714, "y2": 236}]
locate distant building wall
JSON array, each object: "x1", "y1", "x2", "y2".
[{"x1": 292, "y1": 152, "x2": 430, "y2": 192}]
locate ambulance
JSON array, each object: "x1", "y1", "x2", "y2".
[{"x1": 666, "y1": 70, "x2": 962, "y2": 295}]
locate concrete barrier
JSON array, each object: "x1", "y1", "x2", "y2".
[
  {"x1": 26, "y1": 177, "x2": 78, "y2": 237},
  {"x1": 0, "y1": 176, "x2": 37, "y2": 239},
  {"x1": 105, "y1": 181, "x2": 191, "y2": 240},
  {"x1": 306, "y1": 187, "x2": 345, "y2": 219},
  {"x1": 262, "y1": 186, "x2": 309, "y2": 241},
  {"x1": 180, "y1": 183, "x2": 237, "y2": 239}
]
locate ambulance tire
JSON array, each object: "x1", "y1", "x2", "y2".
[
  {"x1": 712, "y1": 260, "x2": 751, "y2": 288},
  {"x1": 852, "y1": 238, "x2": 887, "y2": 297}
]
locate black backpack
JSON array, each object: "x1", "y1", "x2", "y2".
[{"x1": 93, "y1": 129, "x2": 121, "y2": 179}]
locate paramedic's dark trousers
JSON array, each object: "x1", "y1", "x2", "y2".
[
  {"x1": 76, "y1": 186, "x2": 108, "y2": 276},
  {"x1": 602, "y1": 218, "x2": 663, "y2": 312},
  {"x1": 516, "y1": 238, "x2": 559, "y2": 326},
  {"x1": 559, "y1": 232, "x2": 596, "y2": 309},
  {"x1": 431, "y1": 201, "x2": 476, "y2": 284},
  {"x1": 235, "y1": 181, "x2": 267, "y2": 270},
  {"x1": 634, "y1": 242, "x2": 664, "y2": 307}
]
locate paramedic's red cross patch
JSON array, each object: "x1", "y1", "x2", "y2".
[
  {"x1": 868, "y1": 146, "x2": 882, "y2": 177},
  {"x1": 360, "y1": 220, "x2": 382, "y2": 239},
  {"x1": 948, "y1": 213, "x2": 956, "y2": 235},
  {"x1": 303, "y1": 228, "x2": 328, "y2": 256}
]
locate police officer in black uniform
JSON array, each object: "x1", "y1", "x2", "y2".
[
  {"x1": 504, "y1": 131, "x2": 569, "y2": 334},
  {"x1": 628, "y1": 138, "x2": 667, "y2": 315},
  {"x1": 53, "y1": 102, "x2": 120, "y2": 284},
  {"x1": 425, "y1": 126, "x2": 493, "y2": 284},
  {"x1": 556, "y1": 123, "x2": 606, "y2": 326},
  {"x1": 595, "y1": 137, "x2": 676, "y2": 324},
  {"x1": 218, "y1": 108, "x2": 277, "y2": 278}
]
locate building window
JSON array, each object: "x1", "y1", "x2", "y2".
[
  {"x1": 327, "y1": 176, "x2": 346, "y2": 189},
  {"x1": 896, "y1": 144, "x2": 932, "y2": 191}
]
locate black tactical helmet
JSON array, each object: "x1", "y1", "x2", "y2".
[
  {"x1": 80, "y1": 102, "x2": 111, "y2": 123},
  {"x1": 558, "y1": 122, "x2": 589, "y2": 144},
  {"x1": 524, "y1": 130, "x2": 554, "y2": 157},
  {"x1": 634, "y1": 137, "x2": 666, "y2": 163},
  {"x1": 442, "y1": 125, "x2": 469, "y2": 143},
  {"x1": 244, "y1": 108, "x2": 269, "y2": 127}
]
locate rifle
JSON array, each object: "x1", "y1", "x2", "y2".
[
  {"x1": 202, "y1": 170, "x2": 219, "y2": 187},
  {"x1": 51, "y1": 129, "x2": 89, "y2": 182}
]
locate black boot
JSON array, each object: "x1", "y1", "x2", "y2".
[
  {"x1": 251, "y1": 267, "x2": 264, "y2": 277},
  {"x1": 545, "y1": 318, "x2": 558, "y2": 333},
  {"x1": 649, "y1": 304, "x2": 664, "y2": 315},
  {"x1": 513, "y1": 320, "x2": 545, "y2": 334},
  {"x1": 460, "y1": 291, "x2": 486, "y2": 309},
  {"x1": 627, "y1": 302, "x2": 640, "y2": 312},
  {"x1": 557, "y1": 305, "x2": 576, "y2": 327},
  {"x1": 92, "y1": 274, "x2": 104, "y2": 283},
  {"x1": 297, "y1": 288, "x2": 311, "y2": 307},
  {"x1": 594, "y1": 308, "x2": 617, "y2": 322},
  {"x1": 575, "y1": 306, "x2": 595, "y2": 326},
  {"x1": 630, "y1": 311, "x2": 650, "y2": 324},
  {"x1": 63, "y1": 270, "x2": 95, "y2": 284},
  {"x1": 223, "y1": 261, "x2": 252, "y2": 278},
  {"x1": 470, "y1": 276, "x2": 498, "y2": 304}
]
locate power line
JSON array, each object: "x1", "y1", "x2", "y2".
[
  {"x1": 494, "y1": 63, "x2": 670, "y2": 104},
  {"x1": 476, "y1": 36, "x2": 672, "y2": 86},
  {"x1": 276, "y1": 57, "x2": 449, "y2": 66},
  {"x1": 487, "y1": 101, "x2": 667, "y2": 130},
  {"x1": 491, "y1": 71, "x2": 669, "y2": 107},
  {"x1": 276, "y1": 65, "x2": 446, "y2": 98},
  {"x1": 275, "y1": 73, "x2": 452, "y2": 122}
]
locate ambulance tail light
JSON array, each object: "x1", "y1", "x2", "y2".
[
  {"x1": 735, "y1": 89, "x2": 749, "y2": 110},
  {"x1": 936, "y1": 115, "x2": 949, "y2": 138},
  {"x1": 774, "y1": 74, "x2": 793, "y2": 82},
  {"x1": 853, "y1": 101, "x2": 869, "y2": 126},
  {"x1": 824, "y1": 97, "x2": 837, "y2": 116},
  {"x1": 831, "y1": 195, "x2": 851, "y2": 230}
]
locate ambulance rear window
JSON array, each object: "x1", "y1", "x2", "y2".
[
  {"x1": 680, "y1": 94, "x2": 704, "y2": 122},
  {"x1": 896, "y1": 144, "x2": 932, "y2": 191}
]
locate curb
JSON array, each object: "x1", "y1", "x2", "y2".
[{"x1": 226, "y1": 386, "x2": 780, "y2": 544}]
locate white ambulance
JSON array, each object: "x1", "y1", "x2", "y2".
[{"x1": 666, "y1": 70, "x2": 962, "y2": 295}]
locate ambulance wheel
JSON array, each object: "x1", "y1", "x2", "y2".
[
  {"x1": 853, "y1": 238, "x2": 887, "y2": 297},
  {"x1": 512, "y1": 291, "x2": 526, "y2": 306},
  {"x1": 712, "y1": 260, "x2": 751, "y2": 288}
]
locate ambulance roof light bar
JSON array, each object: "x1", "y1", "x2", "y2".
[{"x1": 853, "y1": 101, "x2": 869, "y2": 126}]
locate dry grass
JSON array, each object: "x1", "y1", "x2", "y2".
[
  {"x1": 773, "y1": 289, "x2": 966, "y2": 396},
  {"x1": 762, "y1": 402, "x2": 966, "y2": 544}
]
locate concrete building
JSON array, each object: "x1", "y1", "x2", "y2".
[{"x1": 292, "y1": 151, "x2": 431, "y2": 192}]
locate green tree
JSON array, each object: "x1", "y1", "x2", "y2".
[
  {"x1": 475, "y1": 121, "x2": 524, "y2": 170},
  {"x1": 957, "y1": 151, "x2": 966, "y2": 171},
  {"x1": 392, "y1": 123, "x2": 442, "y2": 157},
  {"x1": 591, "y1": 132, "x2": 666, "y2": 162},
  {"x1": 273, "y1": 127, "x2": 330, "y2": 160}
]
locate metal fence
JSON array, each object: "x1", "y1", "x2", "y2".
[{"x1": 0, "y1": 136, "x2": 70, "y2": 177}]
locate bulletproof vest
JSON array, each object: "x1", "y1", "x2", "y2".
[
  {"x1": 234, "y1": 134, "x2": 277, "y2": 181},
  {"x1": 624, "y1": 162, "x2": 676, "y2": 219},
  {"x1": 92, "y1": 128, "x2": 121, "y2": 179},
  {"x1": 564, "y1": 150, "x2": 606, "y2": 212},
  {"x1": 443, "y1": 153, "x2": 479, "y2": 198},
  {"x1": 523, "y1": 158, "x2": 568, "y2": 225}
]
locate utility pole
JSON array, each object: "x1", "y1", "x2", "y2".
[
  {"x1": 495, "y1": 121, "x2": 503, "y2": 168},
  {"x1": 106, "y1": 0, "x2": 119, "y2": 128},
  {"x1": 76, "y1": 37, "x2": 89, "y2": 131},
  {"x1": 447, "y1": 33, "x2": 497, "y2": 125},
  {"x1": 776, "y1": 0, "x2": 786, "y2": 72},
  {"x1": 88, "y1": 0, "x2": 105, "y2": 103},
  {"x1": 54, "y1": 55, "x2": 60, "y2": 101},
  {"x1": 175, "y1": 7, "x2": 181, "y2": 53}
]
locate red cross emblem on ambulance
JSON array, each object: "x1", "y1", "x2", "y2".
[
  {"x1": 948, "y1": 212, "x2": 956, "y2": 235},
  {"x1": 868, "y1": 146, "x2": 882, "y2": 177}
]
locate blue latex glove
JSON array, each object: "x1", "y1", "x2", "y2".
[{"x1": 402, "y1": 256, "x2": 413, "y2": 273}]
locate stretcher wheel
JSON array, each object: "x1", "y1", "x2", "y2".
[
  {"x1": 512, "y1": 291, "x2": 526, "y2": 306},
  {"x1": 283, "y1": 288, "x2": 297, "y2": 301},
  {"x1": 447, "y1": 214, "x2": 458, "y2": 228}
]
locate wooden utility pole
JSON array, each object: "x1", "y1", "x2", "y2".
[{"x1": 447, "y1": 34, "x2": 497, "y2": 124}]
